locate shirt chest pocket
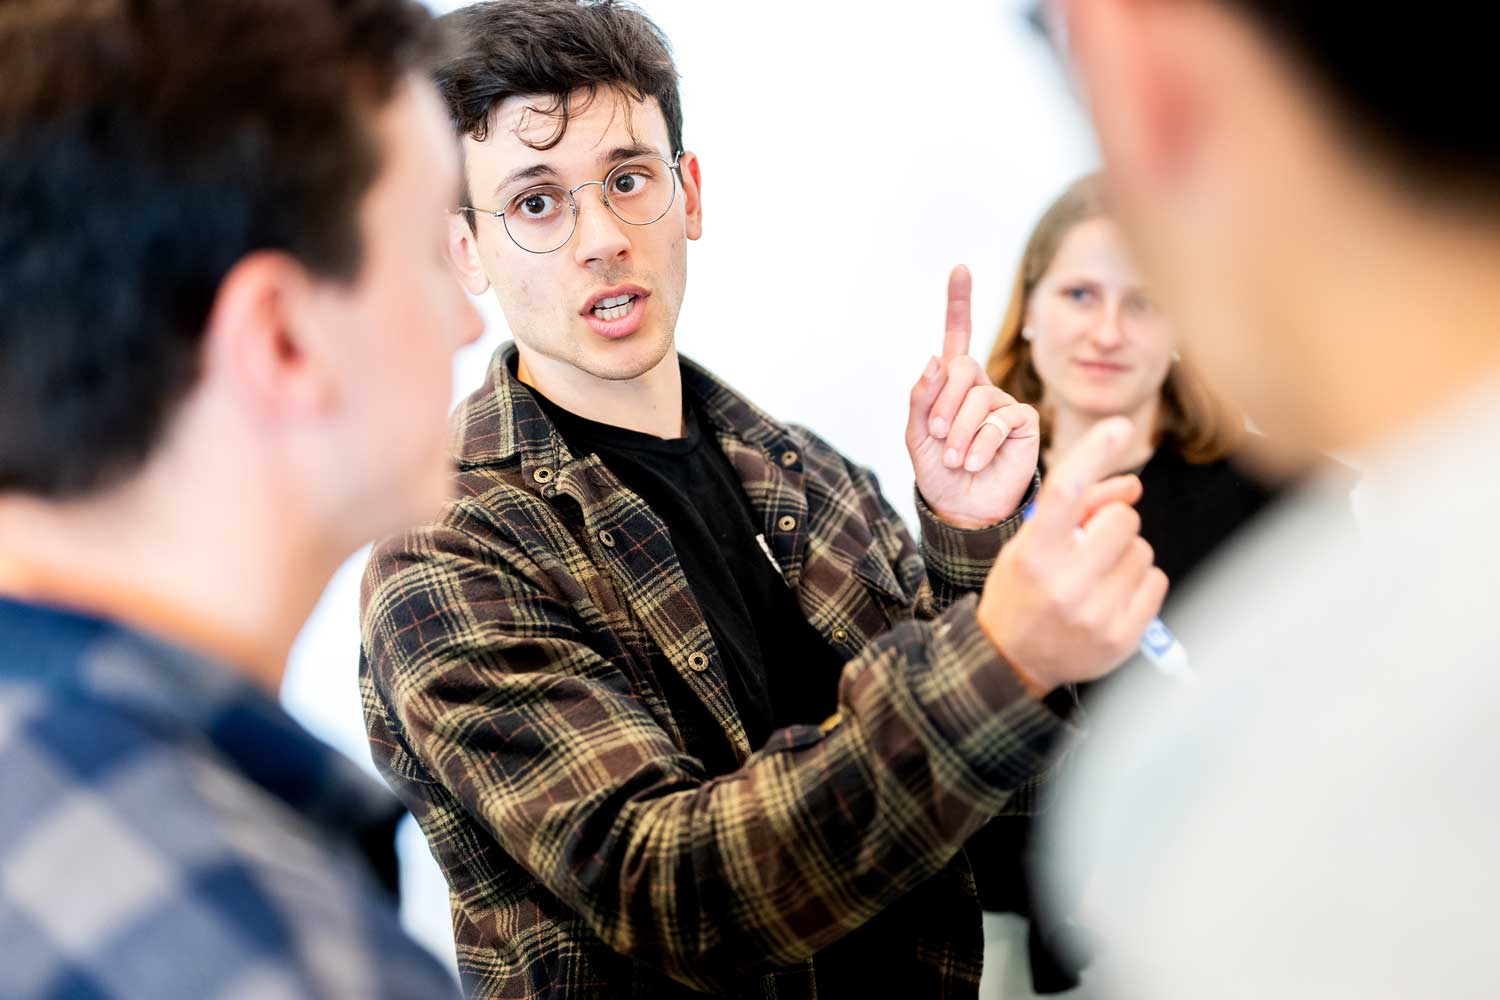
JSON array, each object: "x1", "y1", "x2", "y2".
[{"x1": 797, "y1": 540, "x2": 910, "y2": 653}]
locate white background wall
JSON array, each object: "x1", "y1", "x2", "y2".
[{"x1": 281, "y1": 0, "x2": 1097, "y2": 963}]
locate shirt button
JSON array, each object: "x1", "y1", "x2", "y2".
[
  {"x1": 780, "y1": 450, "x2": 799, "y2": 468},
  {"x1": 598, "y1": 529, "x2": 616, "y2": 548},
  {"x1": 533, "y1": 467, "x2": 554, "y2": 485},
  {"x1": 688, "y1": 652, "x2": 710, "y2": 673},
  {"x1": 777, "y1": 515, "x2": 797, "y2": 532},
  {"x1": 832, "y1": 627, "x2": 849, "y2": 644}
]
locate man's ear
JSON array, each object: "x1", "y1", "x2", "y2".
[
  {"x1": 200, "y1": 251, "x2": 338, "y2": 422},
  {"x1": 1065, "y1": 0, "x2": 1211, "y2": 196},
  {"x1": 679, "y1": 151, "x2": 703, "y2": 242},
  {"x1": 448, "y1": 212, "x2": 493, "y2": 295}
]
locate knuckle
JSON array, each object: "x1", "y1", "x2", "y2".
[
  {"x1": 1056, "y1": 592, "x2": 1088, "y2": 627},
  {"x1": 1014, "y1": 550, "x2": 1046, "y2": 584},
  {"x1": 949, "y1": 355, "x2": 980, "y2": 380},
  {"x1": 1150, "y1": 567, "x2": 1171, "y2": 598}
]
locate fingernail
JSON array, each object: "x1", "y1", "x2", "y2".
[
  {"x1": 923, "y1": 357, "x2": 940, "y2": 380},
  {"x1": 965, "y1": 454, "x2": 984, "y2": 473},
  {"x1": 930, "y1": 417, "x2": 948, "y2": 438},
  {"x1": 944, "y1": 448, "x2": 960, "y2": 468}
]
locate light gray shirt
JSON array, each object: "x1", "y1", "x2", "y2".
[{"x1": 1044, "y1": 380, "x2": 1500, "y2": 999}]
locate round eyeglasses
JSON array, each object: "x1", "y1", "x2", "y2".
[{"x1": 456, "y1": 152, "x2": 684, "y2": 255}]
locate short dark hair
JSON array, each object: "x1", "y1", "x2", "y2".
[
  {"x1": 1223, "y1": 2, "x2": 1496, "y2": 206},
  {"x1": 0, "y1": 0, "x2": 441, "y2": 499},
  {"x1": 435, "y1": 0, "x2": 683, "y2": 155}
]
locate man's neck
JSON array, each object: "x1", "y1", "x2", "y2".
[
  {"x1": 516, "y1": 345, "x2": 686, "y2": 439},
  {"x1": 1274, "y1": 207, "x2": 1500, "y2": 459},
  {"x1": 0, "y1": 475, "x2": 335, "y2": 693}
]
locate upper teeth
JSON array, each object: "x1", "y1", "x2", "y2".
[{"x1": 595, "y1": 294, "x2": 635, "y2": 310}]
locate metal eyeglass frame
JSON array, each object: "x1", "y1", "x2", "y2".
[{"x1": 455, "y1": 151, "x2": 685, "y2": 255}]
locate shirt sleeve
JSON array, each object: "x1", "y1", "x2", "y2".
[{"x1": 913, "y1": 475, "x2": 1039, "y2": 611}]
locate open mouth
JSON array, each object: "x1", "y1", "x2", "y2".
[{"x1": 591, "y1": 294, "x2": 638, "y2": 321}]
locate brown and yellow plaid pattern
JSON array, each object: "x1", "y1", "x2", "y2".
[{"x1": 360, "y1": 344, "x2": 1063, "y2": 998}]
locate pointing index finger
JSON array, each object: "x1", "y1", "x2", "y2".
[
  {"x1": 943, "y1": 264, "x2": 972, "y2": 360},
  {"x1": 1029, "y1": 416, "x2": 1134, "y2": 545}
]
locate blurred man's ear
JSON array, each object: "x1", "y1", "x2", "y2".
[
  {"x1": 201, "y1": 251, "x2": 340, "y2": 422},
  {"x1": 1064, "y1": 0, "x2": 1230, "y2": 200},
  {"x1": 447, "y1": 213, "x2": 493, "y2": 295}
]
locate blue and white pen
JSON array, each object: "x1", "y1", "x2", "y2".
[{"x1": 1022, "y1": 502, "x2": 1194, "y2": 682}]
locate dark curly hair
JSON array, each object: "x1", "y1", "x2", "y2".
[{"x1": 435, "y1": 0, "x2": 682, "y2": 162}]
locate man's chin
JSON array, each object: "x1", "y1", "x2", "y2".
[{"x1": 577, "y1": 330, "x2": 674, "y2": 382}]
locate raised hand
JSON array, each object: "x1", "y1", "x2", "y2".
[{"x1": 907, "y1": 265, "x2": 1041, "y2": 528}]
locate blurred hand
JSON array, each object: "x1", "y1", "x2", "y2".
[
  {"x1": 907, "y1": 265, "x2": 1040, "y2": 529},
  {"x1": 976, "y1": 417, "x2": 1168, "y2": 693}
]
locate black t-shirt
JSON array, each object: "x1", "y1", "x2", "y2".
[
  {"x1": 529, "y1": 388, "x2": 845, "y2": 759},
  {"x1": 533, "y1": 384, "x2": 942, "y2": 994}
]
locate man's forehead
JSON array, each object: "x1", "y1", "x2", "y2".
[{"x1": 480, "y1": 86, "x2": 670, "y2": 163}]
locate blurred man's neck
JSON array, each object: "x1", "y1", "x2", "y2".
[
  {"x1": 1282, "y1": 203, "x2": 1500, "y2": 459},
  {"x1": 0, "y1": 464, "x2": 338, "y2": 694},
  {"x1": 517, "y1": 344, "x2": 685, "y2": 439}
]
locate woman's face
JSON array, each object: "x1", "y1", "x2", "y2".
[{"x1": 1027, "y1": 217, "x2": 1175, "y2": 424}]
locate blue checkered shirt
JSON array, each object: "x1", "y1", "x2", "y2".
[{"x1": 0, "y1": 597, "x2": 459, "y2": 999}]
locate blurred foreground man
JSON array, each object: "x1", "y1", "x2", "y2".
[
  {"x1": 1037, "y1": 1, "x2": 1500, "y2": 997},
  {"x1": 0, "y1": 1, "x2": 481, "y2": 995}
]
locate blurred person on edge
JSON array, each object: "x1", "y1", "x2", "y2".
[
  {"x1": 357, "y1": 1, "x2": 1171, "y2": 997},
  {"x1": 966, "y1": 171, "x2": 1281, "y2": 996},
  {"x1": 0, "y1": 0, "x2": 480, "y2": 996},
  {"x1": 1027, "y1": 1, "x2": 1500, "y2": 997}
]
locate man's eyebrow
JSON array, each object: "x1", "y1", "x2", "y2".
[
  {"x1": 492, "y1": 144, "x2": 668, "y2": 198},
  {"x1": 494, "y1": 162, "x2": 559, "y2": 196},
  {"x1": 602, "y1": 143, "x2": 662, "y2": 164}
]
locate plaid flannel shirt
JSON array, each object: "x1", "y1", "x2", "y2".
[
  {"x1": 360, "y1": 344, "x2": 1063, "y2": 998},
  {"x1": 0, "y1": 598, "x2": 458, "y2": 1000}
]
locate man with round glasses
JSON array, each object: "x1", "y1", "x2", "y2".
[
  {"x1": 359, "y1": 1, "x2": 1165, "y2": 997},
  {"x1": 458, "y1": 151, "x2": 683, "y2": 256}
]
